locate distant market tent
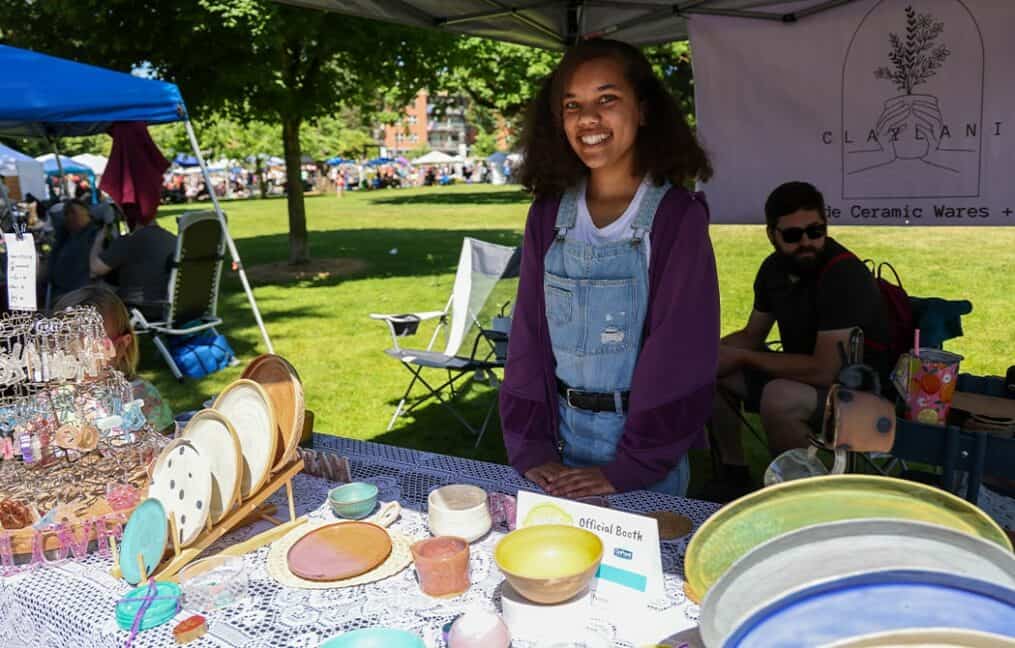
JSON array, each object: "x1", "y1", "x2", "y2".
[{"x1": 0, "y1": 44, "x2": 272, "y2": 352}]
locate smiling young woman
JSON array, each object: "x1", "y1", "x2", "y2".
[{"x1": 501, "y1": 39, "x2": 719, "y2": 499}]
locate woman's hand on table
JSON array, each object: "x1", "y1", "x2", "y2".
[
  {"x1": 524, "y1": 462, "x2": 569, "y2": 490},
  {"x1": 546, "y1": 467, "x2": 617, "y2": 498}
]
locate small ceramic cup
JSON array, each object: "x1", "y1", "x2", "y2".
[
  {"x1": 411, "y1": 536, "x2": 471, "y2": 598},
  {"x1": 328, "y1": 482, "x2": 379, "y2": 519},
  {"x1": 428, "y1": 484, "x2": 492, "y2": 542}
]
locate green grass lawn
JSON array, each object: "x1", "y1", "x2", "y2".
[{"x1": 146, "y1": 185, "x2": 1015, "y2": 491}]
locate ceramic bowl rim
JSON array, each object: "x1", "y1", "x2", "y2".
[
  {"x1": 329, "y1": 482, "x2": 379, "y2": 506},
  {"x1": 428, "y1": 484, "x2": 488, "y2": 514},
  {"x1": 494, "y1": 524, "x2": 604, "y2": 580}
]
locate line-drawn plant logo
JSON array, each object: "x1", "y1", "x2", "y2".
[{"x1": 874, "y1": 6, "x2": 950, "y2": 95}]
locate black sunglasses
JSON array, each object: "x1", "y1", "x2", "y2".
[{"x1": 776, "y1": 223, "x2": 827, "y2": 244}]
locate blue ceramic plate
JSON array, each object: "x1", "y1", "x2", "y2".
[
  {"x1": 725, "y1": 569, "x2": 1015, "y2": 648},
  {"x1": 319, "y1": 628, "x2": 425, "y2": 648},
  {"x1": 120, "y1": 498, "x2": 168, "y2": 585}
]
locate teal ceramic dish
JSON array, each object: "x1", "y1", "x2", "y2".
[
  {"x1": 319, "y1": 628, "x2": 424, "y2": 648},
  {"x1": 120, "y1": 498, "x2": 169, "y2": 585},
  {"x1": 328, "y1": 482, "x2": 379, "y2": 520}
]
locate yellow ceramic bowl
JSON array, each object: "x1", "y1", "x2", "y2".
[{"x1": 494, "y1": 524, "x2": 603, "y2": 604}]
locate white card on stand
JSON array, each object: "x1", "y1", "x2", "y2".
[
  {"x1": 515, "y1": 491, "x2": 665, "y2": 606},
  {"x1": 4, "y1": 233, "x2": 37, "y2": 311}
]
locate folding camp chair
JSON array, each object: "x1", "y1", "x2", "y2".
[
  {"x1": 130, "y1": 210, "x2": 226, "y2": 380},
  {"x1": 370, "y1": 236, "x2": 520, "y2": 446}
]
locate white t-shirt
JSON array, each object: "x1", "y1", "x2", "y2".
[{"x1": 569, "y1": 178, "x2": 652, "y2": 264}]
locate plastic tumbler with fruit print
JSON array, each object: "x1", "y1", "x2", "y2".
[{"x1": 892, "y1": 330, "x2": 963, "y2": 425}]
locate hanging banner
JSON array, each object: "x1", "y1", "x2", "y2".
[{"x1": 691, "y1": 0, "x2": 1015, "y2": 225}]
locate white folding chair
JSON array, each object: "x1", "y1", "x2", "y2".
[{"x1": 370, "y1": 236, "x2": 519, "y2": 446}]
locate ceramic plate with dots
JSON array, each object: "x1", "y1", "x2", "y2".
[
  {"x1": 148, "y1": 438, "x2": 213, "y2": 547},
  {"x1": 242, "y1": 354, "x2": 304, "y2": 472},
  {"x1": 214, "y1": 379, "x2": 278, "y2": 498},
  {"x1": 180, "y1": 409, "x2": 243, "y2": 523}
]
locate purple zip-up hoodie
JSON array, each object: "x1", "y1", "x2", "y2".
[{"x1": 499, "y1": 185, "x2": 720, "y2": 492}]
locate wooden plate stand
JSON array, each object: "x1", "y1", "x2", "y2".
[{"x1": 148, "y1": 456, "x2": 306, "y2": 581}]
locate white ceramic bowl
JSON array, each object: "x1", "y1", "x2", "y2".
[{"x1": 428, "y1": 484, "x2": 492, "y2": 543}]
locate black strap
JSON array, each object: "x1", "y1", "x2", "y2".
[{"x1": 556, "y1": 379, "x2": 629, "y2": 414}]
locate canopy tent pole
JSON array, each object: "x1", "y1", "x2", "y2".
[
  {"x1": 47, "y1": 136, "x2": 66, "y2": 199},
  {"x1": 184, "y1": 119, "x2": 275, "y2": 354}
]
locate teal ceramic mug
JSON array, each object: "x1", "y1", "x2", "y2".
[{"x1": 328, "y1": 482, "x2": 379, "y2": 519}]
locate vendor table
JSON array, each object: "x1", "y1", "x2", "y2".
[{"x1": 0, "y1": 436, "x2": 720, "y2": 648}]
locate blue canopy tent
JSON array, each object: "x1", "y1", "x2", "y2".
[
  {"x1": 37, "y1": 154, "x2": 98, "y2": 203},
  {"x1": 0, "y1": 44, "x2": 272, "y2": 353},
  {"x1": 172, "y1": 153, "x2": 200, "y2": 167}
]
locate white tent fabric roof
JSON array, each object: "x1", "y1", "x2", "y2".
[
  {"x1": 71, "y1": 153, "x2": 108, "y2": 174},
  {"x1": 0, "y1": 142, "x2": 38, "y2": 176},
  {"x1": 274, "y1": 1, "x2": 852, "y2": 49},
  {"x1": 412, "y1": 150, "x2": 456, "y2": 165}
]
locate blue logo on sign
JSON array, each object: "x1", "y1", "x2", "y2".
[{"x1": 613, "y1": 548, "x2": 633, "y2": 560}]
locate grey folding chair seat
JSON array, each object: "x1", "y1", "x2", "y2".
[
  {"x1": 371, "y1": 236, "x2": 520, "y2": 445},
  {"x1": 131, "y1": 210, "x2": 227, "y2": 380}
]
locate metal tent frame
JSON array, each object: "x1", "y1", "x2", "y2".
[{"x1": 275, "y1": 1, "x2": 857, "y2": 49}]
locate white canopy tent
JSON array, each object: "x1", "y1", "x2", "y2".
[
  {"x1": 412, "y1": 150, "x2": 456, "y2": 165},
  {"x1": 0, "y1": 142, "x2": 46, "y2": 200},
  {"x1": 274, "y1": 0, "x2": 853, "y2": 48},
  {"x1": 71, "y1": 153, "x2": 108, "y2": 175}
]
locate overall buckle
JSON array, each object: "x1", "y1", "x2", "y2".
[{"x1": 565, "y1": 388, "x2": 580, "y2": 409}]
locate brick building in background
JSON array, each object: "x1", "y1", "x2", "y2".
[{"x1": 378, "y1": 90, "x2": 476, "y2": 157}]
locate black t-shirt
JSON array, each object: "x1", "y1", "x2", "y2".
[
  {"x1": 99, "y1": 223, "x2": 177, "y2": 312},
  {"x1": 753, "y1": 237, "x2": 892, "y2": 377}
]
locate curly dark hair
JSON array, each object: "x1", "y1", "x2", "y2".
[{"x1": 517, "y1": 39, "x2": 712, "y2": 199}]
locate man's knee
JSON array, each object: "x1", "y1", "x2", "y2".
[{"x1": 759, "y1": 379, "x2": 817, "y2": 421}]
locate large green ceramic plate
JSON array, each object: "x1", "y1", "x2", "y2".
[{"x1": 684, "y1": 475, "x2": 1012, "y2": 603}]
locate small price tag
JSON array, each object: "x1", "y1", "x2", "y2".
[{"x1": 4, "y1": 233, "x2": 37, "y2": 311}]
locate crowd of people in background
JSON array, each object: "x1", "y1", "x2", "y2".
[{"x1": 158, "y1": 155, "x2": 519, "y2": 204}]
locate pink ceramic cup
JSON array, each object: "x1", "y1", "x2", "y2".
[{"x1": 411, "y1": 536, "x2": 470, "y2": 598}]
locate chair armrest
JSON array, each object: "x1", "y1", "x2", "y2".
[
  {"x1": 369, "y1": 311, "x2": 445, "y2": 322},
  {"x1": 370, "y1": 311, "x2": 446, "y2": 350}
]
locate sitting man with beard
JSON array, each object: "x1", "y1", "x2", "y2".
[{"x1": 708, "y1": 181, "x2": 892, "y2": 500}]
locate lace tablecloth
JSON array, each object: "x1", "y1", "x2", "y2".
[{"x1": 0, "y1": 436, "x2": 720, "y2": 647}]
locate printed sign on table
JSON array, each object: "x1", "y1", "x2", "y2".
[
  {"x1": 4, "y1": 233, "x2": 37, "y2": 311},
  {"x1": 515, "y1": 490, "x2": 664, "y2": 605}
]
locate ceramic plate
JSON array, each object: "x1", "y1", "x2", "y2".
[
  {"x1": 724, "y1": 569, "x2": 1015, "y2": 648},
  {"x1": 242, "y1": 354, "x2": 304, "y2": 471},
  {"x1": 684, "y1": 475, "x2": 1012, "y2": 603},
  {"x1": 319, "y1": 628, "x2": 425, "y2": 648},
  {"x1": 700, "y1": 519, "x2": 1015, "y2": 647},
  {"x1": 180, "y1": 409, "x2": 243, "y2": 523},
  {"x1": 827, "y1": 628, "x2": 1015, "y2": 648},
  {"x1": 214, "y1": 379, "x2": 278, "y2": 498},
  {"x1": 120, "y1": 498, "x2": 168, "y2": 585},
  {"x1": 287, "y1": 521, "x2": 392, "y2": 582},
  {"x1": 148, "y1": 438, "x2": 213, "y2": 547}
]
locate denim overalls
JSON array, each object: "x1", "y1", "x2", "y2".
[{"x1": 544, "y1": 181, "x2": 690, "y2": 496}]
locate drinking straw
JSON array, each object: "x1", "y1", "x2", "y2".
[{"x1": 913, "y1": 329, "x2": 921, "y2": 358}]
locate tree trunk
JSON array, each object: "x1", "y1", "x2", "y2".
[
  {"x1": 258, "y1": 162, "x2": 268, "y2": 200},
  {"x1": 282, "y1": 116, "x2": 310, "y2": 265}
]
